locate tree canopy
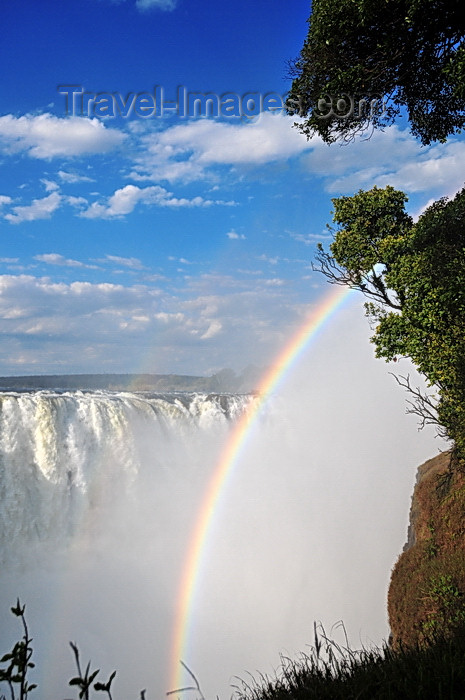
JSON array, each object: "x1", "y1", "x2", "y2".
[
  {"x1": 316, "y1": 185, "x2": 465, "y2": 459},
  {"x1": 287, "y1": 0, "x2": 465, "y2": 145}
]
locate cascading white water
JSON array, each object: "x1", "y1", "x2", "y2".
[
  {"x1": 0, "y1": 391, "x2": 249, "y2": 564},
  {"x1": 0, "y1": 307, "x2": 446, "y2": 700},
  {"x1": 0, "y1": 390, "x2": 254, "y2": 700}
]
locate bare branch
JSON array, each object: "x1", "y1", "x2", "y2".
[
  {"x1": 313, "y1": 248, "x2": 402, "y2": 310},
  {"x1": 389, "y1": 373, "x2": 447, "y2": 438}
]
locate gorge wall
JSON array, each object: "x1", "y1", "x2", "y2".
[{"x1": 388, "y1": 450, "x2": 465, "y2": 647}]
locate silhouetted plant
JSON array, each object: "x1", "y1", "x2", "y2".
[
  {"x1": 6, "y1": 600, "x2": 465, "y2": 700},
  {"x1": 166, "y1": 660, "x2": 205, "y2": 700},
  {"x1": 68, "y1": 641, "x2": 118, "y2": 700},
  {"x1": 0, "y1": 599, "x2": 36, "y2": 700},
  {"x1": 0, "y1": 602, "x2": 147, "y2": 700}
]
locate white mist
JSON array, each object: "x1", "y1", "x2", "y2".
[{"x1": 0, "y1": 300, "x2": 445, "y2": 700}]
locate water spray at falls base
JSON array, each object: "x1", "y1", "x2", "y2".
[{"x1": 0, "y1": 299, "x2": 444, "y2": 699}]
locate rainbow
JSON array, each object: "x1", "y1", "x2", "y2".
[{"x1": 169, "y1": 284, "x2": 354, "y2": 692}]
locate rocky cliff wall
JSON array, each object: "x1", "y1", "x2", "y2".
[{"x1": 388, "y1": 450, "x2": 465, "y2": 647}]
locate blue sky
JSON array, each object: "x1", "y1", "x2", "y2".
[{"x1": 1, "y1": 0, "x2": 464, "y2": 376}]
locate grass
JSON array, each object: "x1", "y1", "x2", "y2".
[
  {"x1": 234, "y1": 623, "x2": 465, "y2": 700},
  {"x1": 3, "y1": 604, "x2": 465, "y2": 699}
]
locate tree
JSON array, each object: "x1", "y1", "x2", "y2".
[
  {"x1": 287, "y1": 0, "x2": 465, "y2": 145},
  {"x1": 315, "y1": 185, "x2": 465, "y2": 461}
]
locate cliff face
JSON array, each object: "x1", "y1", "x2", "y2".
[{"x1": 388, "y1": 451, "x2": 465, "y2": 648}]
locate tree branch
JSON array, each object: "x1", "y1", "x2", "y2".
[
  {"x1": 313, "y1": 248, "x2": 402, "y2": 310},
  {"x1": 389, "y1": 373, "x2": 446, "y2": 437}
]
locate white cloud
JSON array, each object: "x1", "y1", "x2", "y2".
[
  {"x1": 0, "y1": 273, "x2": 315, "y2": 374},
  {"x1": 288, "y1": 230, "x2": 332, "y2": 245},
  {"x1": 66, "y1": 195, "x2": 88, "y2": 208},
  {"x1": 34, "y1": 253, "x2": 98, "y2": 269},
  {"x1": 305, "y1": 126, "x2": 465, "y2": 196},
  {"x1": 98, "y1": 0, "x2": 177, "y2": 10},
  {"x1": 200, "y1": 319, "x2": 222, "y2": 339},
  {"x1": 131, "y1": 112, "x2": 312, "y2": 183},
  {"x1": 265, "y1": 278, "x2": 285, "y2": 286},
  {"x1": 58, "y1": 170, "x2": 94, "y2": 184},
  {"x1": 135, "y1": 0, "x2": 176, "y2": 9},
  {"x1": 81, "y1": 184, "x2": 154, "y2": 218},
  {"x1": 0, "y1": 195, "x2": 12, "y2": 207},
  {"x1": 41, "y1": 178, "x2": 59, "y2": 192},
  {"x1": 227, "y1": 230, "x2": 246, "y2": 240},
  {"x1": 80, "y1": 184, "x2": 235, "y2": 218},
  {"x1": 5, "y1": 192, "x2": 61, "y2": 224},
  {"x1": 0, "y1": 113, "x2": 125, "y2": 159},
  {"x1": 100, "y1": 254, "x2": 146, "y2": 270},
  {"x1": 371, "y1": 141, "x2": 465, "y2": 194}
]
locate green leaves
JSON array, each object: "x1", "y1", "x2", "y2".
[
  {"x1": 316, "y1": 185, "x2": 465, "y2": 462},
  {"x1": 287, "y1": 0, "x2": 465, "y2": 144},
  {"x1": 315, "y1": 186, "x2": 410, "y2": 310}
]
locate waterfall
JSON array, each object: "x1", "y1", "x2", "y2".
[
  {"x1": 0, "y1": 390, "x2": 250, "y2": 562},
  {"x1": 0, "y1": 335, "x2": 444, "y2": 700},
  {"x1": 0, "y1": 390, "x2": 256, "y2": 700}
]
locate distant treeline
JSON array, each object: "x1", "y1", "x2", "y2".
[{"x1": 0, "y1": 367, "x2": 262, "y2": 393}]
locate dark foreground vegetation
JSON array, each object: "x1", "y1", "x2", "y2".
[
  {"x1": 0, "y1": 601, "x2": 127, "y2": 700},
  {"x1": 3, "y1": 602, "x2": 465, "y2": 700},
  {"x1": 235, "y1": 625, "x2": 465, "y2": 700}
]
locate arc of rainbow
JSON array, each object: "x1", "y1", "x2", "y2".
[{"x1": 169, "y1": 284, "x2": 354, "y2": 692}]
